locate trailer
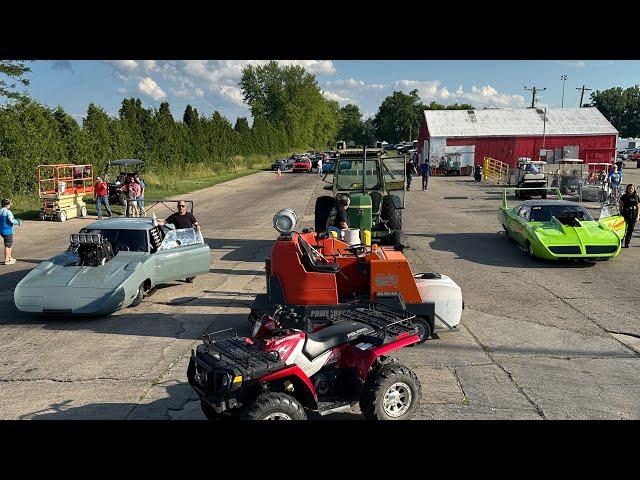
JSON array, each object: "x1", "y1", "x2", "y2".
[{"x1": 37, "y1": 164, "x2": 94, "y2": 222}]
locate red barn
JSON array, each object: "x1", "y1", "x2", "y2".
[{"x1": 417, "y1": 107, "x2": 618, "y2": 169}]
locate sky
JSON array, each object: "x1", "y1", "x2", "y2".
[{"x1": 13, "y1": 60, "x2": 640, "y2": 124}]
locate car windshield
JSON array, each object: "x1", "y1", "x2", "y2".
[
  {"x1": 336, "y1": 159, "x2": 380, "y2": 190},
  {"x1": 80, "y1": 228, "x2": 148, "y2": 253},
  {"x1": 529, "y1": 205, "x2": 593, "y2": 222}
]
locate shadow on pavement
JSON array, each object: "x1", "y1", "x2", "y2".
[
  {"x1": 27, "y1": 380, "x2": 362, "y2": 420},
  {"x1": 1, "y1": 310, "x2": 251, "y2": 340},
  {"x1": 205, "y1": 238, "x2": 272, "y2": 262},
  {"x1": 410, "y1": 231, "x2": 597, "y2": 269}
]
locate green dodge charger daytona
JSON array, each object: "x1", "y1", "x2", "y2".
[{"x1": 498, "y1": 190, "x2": 626, "y2": 260}]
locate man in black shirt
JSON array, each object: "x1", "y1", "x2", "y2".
[
  {"x1": 619, "y1": 184, "x2": 639, "y2": 248},
  {"x1": 161, "y1": 202, "x2": 199, "y2": 230},
  {"x1": 159, "y1": 201, "x2": 200, "y2": 282},
  {"x1": 326, "y1": 195, "x2": 350, "y2": 238}
]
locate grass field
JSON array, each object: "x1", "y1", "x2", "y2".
[{"x1": 9, "y1": 154, "x2": 290, "y2": 219}]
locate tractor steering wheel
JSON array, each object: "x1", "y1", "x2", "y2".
[{"x1": 346, "y1": 244, "x2": 366, "y2": 256}]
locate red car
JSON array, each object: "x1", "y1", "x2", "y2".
[{"x1": 292, "y1": 156, "x2": 312, "y2": 173}]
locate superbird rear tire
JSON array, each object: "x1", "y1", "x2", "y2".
[
  {"x1": 360, "y1": 363, "x2": 421, "y2": 420},
  {"x1": 130, "y1": 283, "x2": 144, "y2": 307},
  {"x1": 240, "y1": 393, "x2": 307, "y2": 420}
]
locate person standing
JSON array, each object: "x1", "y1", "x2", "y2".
[
  {"x1": 619, "y1": 184, "x2": 639, "y2": 248},
  {"x1": 158, "y1": 201, "x2": 200, "y2": 282},
  {"x1": 406, "y1": 160, "x2": 417, "y2": 191},
  {"x1": 608, "y1": 165, "x2": 622, "y2": 202},
  {"x1": 1, "y1": 198, "x2": 23, "y2": 265},
  {"x1": 123, "y1": 177, "x2": 140, "y2": 217},
  {"x1": 94, "y1": 176, "x2": 113, "y2": 219},
  {"x1": 135, "y1": 174, "x2": 145, "y2": 216},
  {"x1": 421, "y1": 161, "x2": 430, "y2": 191},
  {"x1": 317, "y1": 157, "x2": 323, "y2": 178}
]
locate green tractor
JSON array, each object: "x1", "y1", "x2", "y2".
[{"x1": 315, "y1": 147, "x2": 407, "y2": 245}]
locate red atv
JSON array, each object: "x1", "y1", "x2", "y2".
[{"x1": 187, "y1": 302, "x2": 422, "y2": 420}]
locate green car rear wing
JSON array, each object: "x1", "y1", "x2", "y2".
[{"x1": 501, "y1": 187, "x2": 563, "y2": 209}]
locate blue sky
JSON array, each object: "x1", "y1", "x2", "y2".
[{"x1": 13, "y1": 60, "x2": 640, "y2": 124}]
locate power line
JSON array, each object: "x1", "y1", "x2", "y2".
[
  {"x1": 576, "y1": 85, "x2": 592, "y2": 107},
  {"x1": 524, "y1": 86, "x2": 546, "y2": 109}
]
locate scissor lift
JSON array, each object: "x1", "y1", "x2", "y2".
[{"x1": 36, "y1": 164, "x2": 94, "y2": 222}]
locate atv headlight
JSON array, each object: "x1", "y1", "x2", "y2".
[{"x1": 273, "y1": 208, "x2": 298, "y2": 234}]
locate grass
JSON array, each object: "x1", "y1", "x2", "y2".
[{"x1": 10, "y1": 153, "x2": 287, "y2": 219}]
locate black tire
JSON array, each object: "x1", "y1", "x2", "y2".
[
  {"x1": 360, "y1": 363, "x2": 421, "y2": 420},
  {"x1": 118, "y1": 193, "x2": 127, "y2": 207},
  {"x1": 387, "y1": 228, "x2": 404, "y2": 246},
  {"x1": 540, "y1": 190, "x2": 547, "y2": 199},
  {"x1": 240, "y1": 392, "x2": 307, "y2": 420},
  {"x1": 411, "y1": 317, "x2": 432, "y2": 344},
  {"x1": 186, "y1": 276, "x2": 195, "y2": 283},
  {"x1": 130, "y1": 283, "x2": 144, "y2": 307},
  {"x1": 314, "y1": 195, "x2": 336, "y2": 233},
  {"x1": 382, "y1": 195, "x2": 402, "y2": 231},
  {"x1": 503, "y1": 226, "x2": 511, "y2": 242}
]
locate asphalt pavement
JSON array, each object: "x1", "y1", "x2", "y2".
[{"x1": 0, "y1": 165, "x2": 638, "y2": 420}]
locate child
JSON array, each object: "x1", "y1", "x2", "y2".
[{"x1": 0, "y1": 198, "x2": 23, "y2": 265}]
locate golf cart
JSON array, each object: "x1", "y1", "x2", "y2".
[
  {"x1": 441, "y1": 153, "x2": 462, "y2": 176},
  {"x1": 315, "y1": 147, "x2": 406, "y2": 246},
  {"x1": 581, "y1": 163, "x2": 612, "y2": 203},
  {"x1": 551, "y1": 158, "x2": 584, "y2": 198},
  {"x1": 513, "y1": 158, "x2": 548, "y2": 199},
  {"x1": 103, "y1": 159, "x2": 145, "y2": 206}
]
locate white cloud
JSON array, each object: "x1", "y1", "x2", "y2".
[
  {"x1": 117, "y1": 87, "x2": 128, "y2": 94},
  {"x1": 106, "y1": 60, "x2": 139, "y2": 71},
  {"x1": 137, "y1": 77, "x2": 167, "y2": 101},
  {"x1": 278, "y1": 60, "x2": 336, "y2": 76},
  {"x1": 141, "y1": 60, "x2": 160, "y2": 72},
  {"x1": 211, "y1": 84, "x2": 245, "y2": 106},
  {"x1": 556, "y1": 60, "x2": 586, "y2": 68},
  {"x1": 321, "y1": 90, "x2": 355, "y2": 105},
  {"x1": 325, "y1": 78, "x2": 386, "y2": 90}
]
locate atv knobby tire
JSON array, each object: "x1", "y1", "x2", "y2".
[
  {"x1": 360, "y1": 363, "x2": 421, "y2": 420},
  {"x1": 315, "y1": 196, "x2": 336, "y2": 233},
  {"x1": 241, "y1": 392, "x2": 307, "y2": 420}
]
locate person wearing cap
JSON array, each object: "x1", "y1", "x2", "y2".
[
  {"x1": 94, "y1": 176, "x2": 113, "y2": 219},
  {"x1": 1, "y1": 198, "x2": 23, "y2": 265},
  {"x1": 158, "y1": 201, "x2": 200, "y2": 282}
]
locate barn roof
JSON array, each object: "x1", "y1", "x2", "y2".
[{"x1": 423, "y1": 107, "x2": 618, "y2": 138}]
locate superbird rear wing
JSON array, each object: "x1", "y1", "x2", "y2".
[{"x1": 501, "y1": 187, "x2": 563, "y2": 209}]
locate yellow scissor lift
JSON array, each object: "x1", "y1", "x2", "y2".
[{"x1": 37, "y1": 164, "x2": 94, "y2": 222}]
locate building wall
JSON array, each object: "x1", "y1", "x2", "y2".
[{"x1": 444, "y1": 134, "x2": 616, "y2": 168}]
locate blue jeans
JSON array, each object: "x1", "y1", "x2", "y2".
[
  {"x1": 96, "y1": 196, "x2": 113, "y2": 217},
  {"x1": 137, "y1": 196, "x2": 144, "y2": 211}
]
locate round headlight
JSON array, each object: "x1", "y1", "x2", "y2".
[{"x1": 273, "y1": 208, "x2": 298, "y2": 234}]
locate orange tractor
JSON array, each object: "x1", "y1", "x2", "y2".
[{"x1": 249, "y1": 209, "x2": 463, "y2": 343}]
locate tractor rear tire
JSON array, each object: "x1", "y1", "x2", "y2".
[
  {"x1": 315, "y1": 196, "x2": 336, "y2": 233},
  {"x1": 360, "y1": 363, "x2": 421, "y2": 420},
  {"x1": 388, "y1": 229, "x2": 404, "y2": 246},
  {"x1": 240, "y1": 392, "x2": 307, "y2": 420}
]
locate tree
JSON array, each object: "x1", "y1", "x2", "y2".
[
  {"x1": 234, "y1": 117, "x2": 250, "y2": 133},
  {"x1": 183, "y1": 104, "x2": 199, "y2": 128},
  {"x1": 337, "y1": 104, "x2": 364, "y2": 144},
  {"x1": 0, "y1": 60, "x2": 30, "y2": 100},
  {"x1": 373, "y1": 90, "x2": 423, "y2": 144},
  {"x1": 590, "y1": 86, "x2": 640, "y2": 138}
]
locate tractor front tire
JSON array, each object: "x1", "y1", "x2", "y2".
[
  {"x1": 240, "y1": 393, "x2": 307, "y2": 420},
  {"x1": 360, "y1": 363, "x2": 421, "y2": 420},
  {"x1": 315, "y1": 196, "x2": 336, "y2": 233}
]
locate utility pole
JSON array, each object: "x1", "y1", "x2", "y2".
[
  {"x1": 524, "y1": 86, "x2": 546, "y2": 108},
  {"x1": 576, "y1": 85, "x2": 592, "y2": 107},
  {"x1": 560, "y1": 75, "x2": 567, "y2": 108}
]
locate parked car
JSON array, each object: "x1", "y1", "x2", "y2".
[
  {"x1": 271, "y1": 159, "x2": 288, "y2": 171},
  {"x1": 498, "y1": 195, "x2": 625, "y2": 261},
  {"x1": 322, "y1": 161, "x2": 335, "y2": 174},
  {"x1": 292, "y1": 156, "x2": 312, "y2": 173},
  {"x1": 14, "y1": 212, "x2": 211, "y2": 316}
]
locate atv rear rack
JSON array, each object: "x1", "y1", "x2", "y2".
[{"x1": 291, "y1": 301, "x2": 418, "y2": 343}]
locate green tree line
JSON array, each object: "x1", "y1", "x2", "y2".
[{"x1": 590, "y1": 85, "x2": 640, "y2": 138}]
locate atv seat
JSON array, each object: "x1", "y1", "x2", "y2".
[{"x1": 302, "y1": 320, "x2": 372, "y2": 359}]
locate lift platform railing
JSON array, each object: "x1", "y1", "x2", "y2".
[{"x1": 482, "y1": 157, "x2": 510, "y2": 184}]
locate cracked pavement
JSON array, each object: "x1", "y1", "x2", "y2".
[{"x1": 1, "y1": 165, "x2": 639, "y2": 420}]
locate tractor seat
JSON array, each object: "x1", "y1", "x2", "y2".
[
  {"x1": 302, "y1": 320, "x2": 373, "y2": 359},
  {"x1": 299, "y1": 237, "x2": 340, "y2": 273}
]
